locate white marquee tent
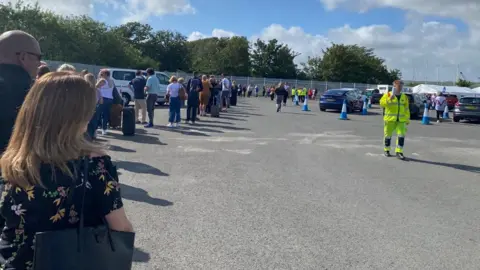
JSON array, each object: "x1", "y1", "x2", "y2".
[
  {"x1": 411, "y1": 84, "x2": 474, "y2": 95},
  {"x1": 472, "y1": 87, "x2": 480, "y2": 93}
]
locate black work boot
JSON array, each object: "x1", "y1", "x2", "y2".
[
  {"x1": 384, "y1": 151, "x2": 391, "y2": 157},
  {"x1": 396, "y1": 152, "x2": 405, "y2": 160}
]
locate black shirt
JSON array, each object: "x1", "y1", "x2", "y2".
[
  {"x1": 129, "y1": 76, "x2": 147, "y2": 100},
  {"x1": 0, "y1": 156, "x2": 123, "y2": 269},
  {"x1": 0, "y1": 64, "x2": 32, "y2": 154}
]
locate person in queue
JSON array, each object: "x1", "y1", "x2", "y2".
[
  {"x1": 144, "y1": 68, "x2": 161, "y2": 128},
  {"x1": 0, "y1": 30, "x2": 41, "y2": 154},
  {"x1": 186, "y1": 72, "x2": 203, "y2": 124},
  {"x1": 85, "y1": 73, "x2": 102, "y2": 140},
  {"x1": 56, "y1": 63, "x2": 76, "y2": 72},
  {"x1": 0, "y1": 72, "x2": 133, "y2": 269},
  {"x1": 166, "y1": 76, "x2": 182, "y2": 127},
  {"x1": 199, "y1": 75, "x2": 212, "y2": 116},
  {"x1": 96, "y1": 69, "x2": 115, "y2": 135},
  {"x1": 36, "y1": 64, "x2": 50, "y2": 79},
  {"x1": 379, "y1": 80, "x2": 410, "y2": 160},
  {"x1": 129, "y1": 70, "x2": 147, "y2": 124}
]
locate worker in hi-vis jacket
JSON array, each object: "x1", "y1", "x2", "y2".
[{"x1": 379, "y1": 80, "x2": 410, "y2": 160}]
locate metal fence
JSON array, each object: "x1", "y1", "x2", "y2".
[{"x1": 47, "y1": 60, "x2": 462, "y2": 92}]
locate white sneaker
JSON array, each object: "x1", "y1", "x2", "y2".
[
  {"x1": 101, "y1": 129, "x2": 107, "y2": 135},
  {"x1": 167, "y1": 123, "x2": 173, "y2": 128},
  {"x1": 174, "y1": 123, "x2": 179, "y2": 127},
  {"x1": 437, "y1": 120, "x2": 440, "y2": 123}
]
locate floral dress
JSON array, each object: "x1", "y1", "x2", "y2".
[{"x1": 0, "y1": 155, "x2": 123, "y2": 270}]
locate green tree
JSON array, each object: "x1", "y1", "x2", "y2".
[
  {"x1": 300, "y1": 56, "x2": 322, "y2": 80},
  {"x1": 250, "y1": 39, "x2": 298, "y2": 78},
  {"x1": 188, "y1": 37, "x2": 250, "y2": 75},
  {"x1": 319, "y1": 43, "x2": 400, "y2": 84},
  {"x1": 456, "y1": 78, "x2": 473, "y2": 87}
]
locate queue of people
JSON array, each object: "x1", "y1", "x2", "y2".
[{"x1": 0, "y1": 30, "x2": 134, "y2": 269}]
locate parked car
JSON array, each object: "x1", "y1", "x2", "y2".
[
  {"x1": 370, "y1": 90, "x2": 382, "y2": 104},
  {"x1": 404, "y1": 93, "x2": 426, "y2": 119},
  {"x1": 444, "y1": 94, "x2": 458, "y2": 110},
  {"x1": 319, "y1": 88, "x2": 364, "y2": 113},
  {"x1": 453, "y1": 96, "x2": 480, "y2": 122},
  {"x1": 108, "y1": 68, "x2": 170, "y2": 106}
]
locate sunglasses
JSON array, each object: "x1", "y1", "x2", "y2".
[{"x1": 16, "y1": 51, "x2": 42, "y2": 61}]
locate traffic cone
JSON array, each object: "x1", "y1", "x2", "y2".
[
  {"x1": 367, "y1": 97, "x2": 372, "y2": 108},
  {"x1": 339, "y1": 100, "x2": 348, "y2": 120},
  {"x1": 442, "y1": 105, "x2": 449, "y2": 119},
  {"x1": 294, "y1": 95, "x2": 299, "y2": 106},
  {"x1": 421, "y1": 103, "x2": 430, "y2": 125},
  {"x1": 361, "y1": 98, "x2": 368, "y2": 115},
  {"x1": 302, "y1": 95, "x2": 310, "y2": 111}
]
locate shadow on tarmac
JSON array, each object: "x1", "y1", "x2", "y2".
[
  {"x1": 115, "y1": 160, "x2": 169, "y2": 176},
  {"x1": 133, "y1": 248, "x2": 150, "y2": 262},
  {"x1": 121, "y1": 183, "x2": 173, "y2": 206},
  {"x1": 407, "y1": 158, "x2": 480, "y2": 173}
]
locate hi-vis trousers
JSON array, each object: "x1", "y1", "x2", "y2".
[{"x1": 384, "y1": 121, "x2": 406, "y2": 153}]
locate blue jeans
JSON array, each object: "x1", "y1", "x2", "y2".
[
  {"x1": 99, "y1": 98, "x2": 113, "y2": 130},
  {"x1": 169, "y1": 97, "x2": 181, "y2": 123},
  {"x1": 87, "y1": 105, "x2": 100, "y2": 139}
]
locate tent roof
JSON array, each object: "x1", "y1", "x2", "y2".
[{"x1": 411, "y1": 84, "x2": 474, "y2": 95}]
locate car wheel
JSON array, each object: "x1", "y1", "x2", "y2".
[
  {"x1": 453, "y1": 116, "x2": 460, "y2": 122},
  {"x1": 122, "y1": 93, "x2": 131, "y2": 106},
  {"x1": 320, "y1": 107, "x2": 326, "y2": 111}
]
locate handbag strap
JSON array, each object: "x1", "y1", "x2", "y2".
[{"x1": 77, "y1": 156, "x2": 115, "y2": 252}]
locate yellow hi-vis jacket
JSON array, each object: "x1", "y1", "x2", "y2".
[
  {"x1": 380, "y1": 92, "x2": 410, "y2": 123},
  {"x1": 292, "y1": 89, "x2": 297, "y2": 95}
]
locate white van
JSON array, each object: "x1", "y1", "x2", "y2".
[{"x1": 108, "y1": 68, "x2": 170, "y2": 105}]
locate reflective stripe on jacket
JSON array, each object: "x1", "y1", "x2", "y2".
[{"x1": 380, "y1": 92, "x2": 410, "y2": 122}]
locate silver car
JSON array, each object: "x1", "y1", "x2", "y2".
[{"x1": 453, "y1": 96, "x2": 480, "y2": 122}]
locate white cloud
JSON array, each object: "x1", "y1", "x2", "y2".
[
  {"x1": 250, "y1": 21, "x2": 479, "y2": 81},
  {"x1": 0, "y1": 0, "x2": 195, "y2": 22},
  {"x1": 189, "y1": 8, "x2": 479, "y2": 81},
  {"x1": 187, "y1": 29, "x2": 237, "y2": 41}
]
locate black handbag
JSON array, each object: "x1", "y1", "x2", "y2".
[{"x1": 33, "y1": 158, "x2": 135, "y2": 270}]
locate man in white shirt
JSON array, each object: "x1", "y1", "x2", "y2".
[{"x1": 221, "y1": 74, "x2": 231, "y2": 112}]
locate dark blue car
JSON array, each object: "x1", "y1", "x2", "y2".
[{"x1": 319, "y1": 88, "x2": 364, "y2": 113}]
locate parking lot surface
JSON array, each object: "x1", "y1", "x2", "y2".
[{"x1": 101, "y1": 97, "x2": 480, "y2": 270}]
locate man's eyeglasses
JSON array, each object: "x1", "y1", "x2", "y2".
[{"x1": 16, "y1": 52, "x2": 42, "y2": 61}]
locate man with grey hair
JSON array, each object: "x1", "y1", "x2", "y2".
[{"x1": 0, "y1": 30, "x2": 41, "y2": 154}]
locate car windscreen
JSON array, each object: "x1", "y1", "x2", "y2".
[
  {"x1": 459, "y1": 97, "x2": 480, "y2": 104},
  {"x1": 324, "y1": 90, "x2": 347, "y2": 96}
]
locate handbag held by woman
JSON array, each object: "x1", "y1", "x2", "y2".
[{"x1": 33, "y1": 158, "x2": 135, "y2": 270}]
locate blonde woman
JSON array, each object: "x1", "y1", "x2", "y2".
[
  {"x1": 166, "y1": 76, "x2": 182, "y2": 127},
  {"x1": 56, "y1": 63, "x2": 76, "y2": 72},
  {"x1": 96, "y1": 69, "x2": 115, "y2": 134},
  {"x1": 200, "y1": 75, "x2": 211, "y2": 116},
  {"x1": 0, "y1": 72, "x2": 133, "y2": 269},
  {"x1": 85, "y1": 73, "x2": 102, "y2": 139}
]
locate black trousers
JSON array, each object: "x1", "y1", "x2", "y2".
[{"x1": 146, "y1": 94, "x2": 157, "y2": 125}]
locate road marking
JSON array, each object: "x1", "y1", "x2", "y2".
[
  {"x1": 224, "y1": 149, "x2": 252, "y2": 154},
  {"x1": 178, "y1": 146, "x2": 215, "y2": 153},
  {"x1": 365, "y1": 152, "x2": 384, "y2": 157}
]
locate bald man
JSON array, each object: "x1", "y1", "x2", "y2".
[{"x1": 0, "y1": 30, "x2": 41, "y2": 153}]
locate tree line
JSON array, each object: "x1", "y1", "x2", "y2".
[{"x1": 1, "y1": 2, "x2": 401, "y2": 84}]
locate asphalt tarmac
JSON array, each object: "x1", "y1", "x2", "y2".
[{"x1": 100, "y1": 97, "x2": 480, "y2": 270}]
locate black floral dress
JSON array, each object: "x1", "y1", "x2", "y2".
[{"x1": 0, "y1": 155, "x2": 123, "y2": 270}]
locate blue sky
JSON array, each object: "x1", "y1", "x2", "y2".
[{"x1": 33, "y1": 0, "x2": 479, "y2": 81}]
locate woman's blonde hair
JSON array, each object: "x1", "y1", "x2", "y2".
[
  {"x1": 169, "y1": 76, "x2": 177, "y2": 83},
  {"x1": 57, "y1": 63, "x2": 76, "y2": 72},
  {"x1": 84, "y1": 73, "x2": 96, "y2": 88},
  {"x1": 178, "y1": 77, "x2": 184, "y2": 83},
  {"x1": 0, "y1": 72, "x2": 102, "y2": 188}
]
